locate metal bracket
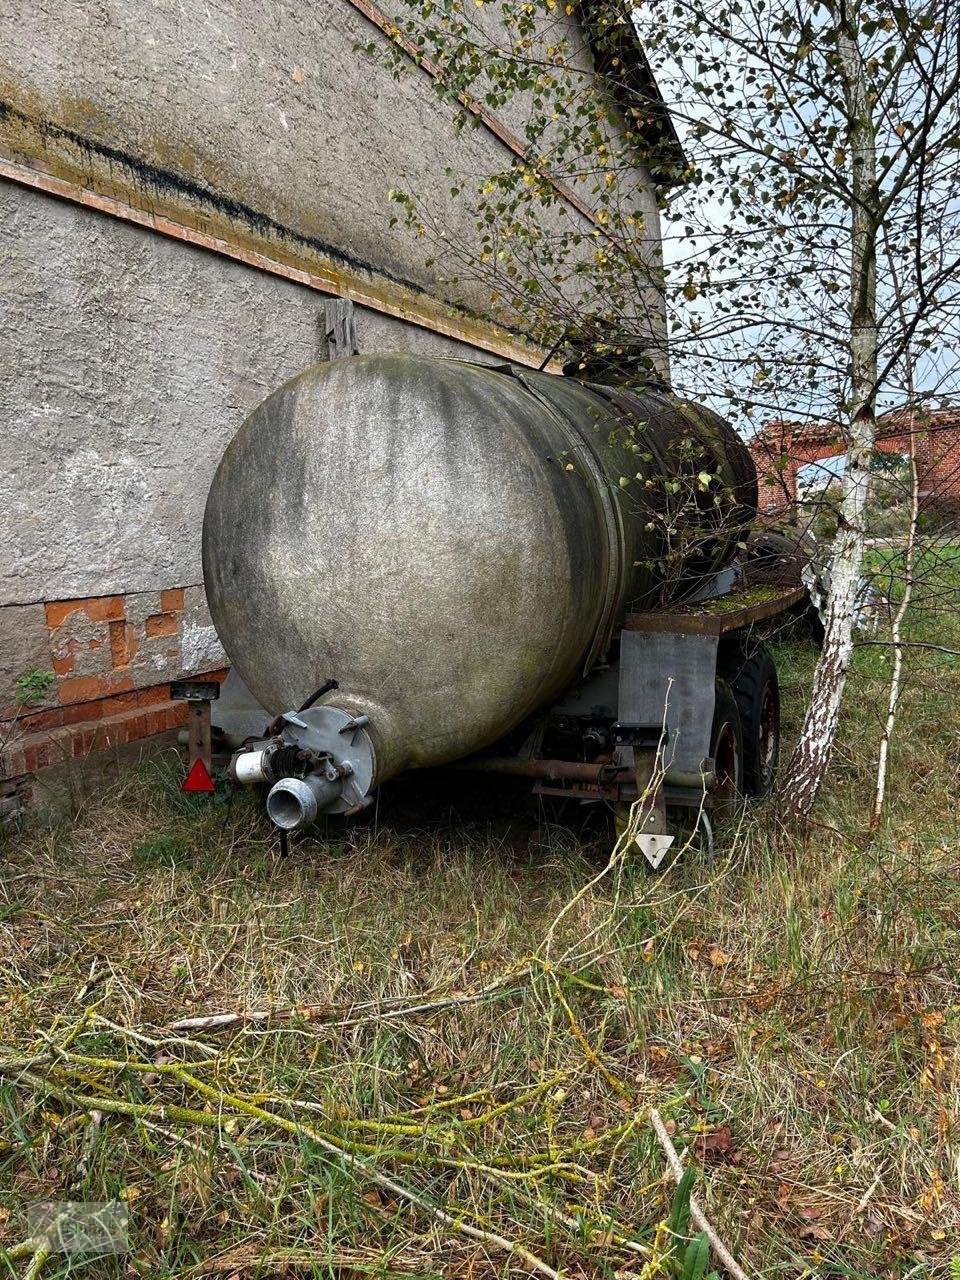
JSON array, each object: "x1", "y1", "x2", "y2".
[
  {"x1": 611, "y1": 723, "x2": 667, "y2": 749},
  {"x1": 171, "y1": 680, "x2": 220, "y2": 781},
  {"x1": 170, "y1": 680, "x2": 221, "y2": 702},
  {"x1": 324, "y1": 297, "x2": 358, "y2": 359}
]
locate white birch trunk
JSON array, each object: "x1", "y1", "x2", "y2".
[
  {"x1": 871, "y1": 408, "x2": 919, "y2": 827},
  {"x1": 784, "y1": 12, "x2": 878, "y2": 815}
]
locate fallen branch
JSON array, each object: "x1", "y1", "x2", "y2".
[
  {"x1": 165, "y1": 973, "x2": 526, "y2": 1035},
  {"x1": 649, "y1": 1109, "x2": 750, "y2": 1280},
  {"x1": 21, "y1": 1236, "x2": 53, "y2": 1280},
  {"x1": 14, "y1": 1063, "x2": 562, "y2": 1280},
  {"x1": 186, "y1": 1241, "x2": 445, "y2": 1276},
  {"x1": 854, "y1": 639, "x2": 960, "y2": 657}
]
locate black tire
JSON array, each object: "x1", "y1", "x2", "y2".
[
  {"x1": 722, "y1": 641, "x2": 781, "y2": 796},
  {"x1": 710, "y1": 679, "x2": 743, "y2": 820}
]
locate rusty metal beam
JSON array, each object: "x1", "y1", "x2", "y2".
[
  {"x1": 624, "y1": 586, "x2": 808, "y2": 637},
  {"x1": 451, "y1": 756, "x2": 628, "y2": 783}
]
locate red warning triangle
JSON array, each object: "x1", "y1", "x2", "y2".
[{"x1": 182, "y1": 758, "x2": 216, "y2": 793}]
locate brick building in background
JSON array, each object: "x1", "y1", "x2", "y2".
[
  {"x1": 750, "y1": 407, "x2": 960, "y2": 521},
  {"x1": 1, "y1": 1, "x2": 681, "y2": 811}
]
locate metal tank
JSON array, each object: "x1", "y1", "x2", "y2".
[{"x1": 202, "y1": 354, "x2": 756, "y2": 823}]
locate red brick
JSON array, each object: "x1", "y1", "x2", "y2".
[
  {"x1": 164, "y1": 703, "x2": 189, "y2": 730},
  {"x1": 144, "y1": 709, "x2": 166, "y2": 737},
  {"x1": 12, "y1": 708, "x2": 64, "y2": 734},
  {"x1": 72, "y1": 728, "x2": 96, "y2": 757},
  {"x1": 45, "y1": 600, "x2": 82, "y2": 628},
  {"x1": 99, "y1": 691, "x2": 139, "y2": 718},
  {"x1": 137, "y1": 684, "x2": 171, "y2": 708},
  {"x1": 63, "y1": 699, "x2": 103, "y2": 726},
  {"x1": 57, "y1": 674, "x2": 102, "y2": 705},
  {"x1": 59, "y1": 672, "x2": 133, "y2": 705},
  {"x1": 84, "y1": 596, "x2": 124, "y2": 622},
  {"x1": 154, "y1": 215, "x2": 183, "y2": 238},
  {"x1": 145, "y1": 612, "x2": 179, "y2": 639},
  {"x1": 24, "y1": 743, "x2": 55, "y2": 772},
  {"x1": 109, "y1": 620, "x2": 138, "y2": 668},
  {"x1": 45, "y1": 596, "x2": 125, "y2": 628},
  {"x1": 160, "y1": 588, "x2": 185, "y2": 611},
  {"x1": 52, "y1": 651, "x2": 75, "y2": 676},
  {"x1": 121, "y1": 719, "x2": 142, "y2": 745}
]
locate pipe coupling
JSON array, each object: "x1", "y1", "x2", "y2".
[{"x1": 266, "y1": 773, "x2": 342, "y2": 830}]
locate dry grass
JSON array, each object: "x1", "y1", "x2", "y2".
[{"x1": 1, "y1": 555, "x2": 959, "y2": 1279}]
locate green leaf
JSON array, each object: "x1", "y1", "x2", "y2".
[
  {"x1": 681, "y1": 1232, "x2": 711, "y2": 1280},
  {"x1": 15, "y1": 668, "x2": 56, "y2": 707},
  {"x1": 668, "y1": 1166, "x2": 696, "y2": 1237}
]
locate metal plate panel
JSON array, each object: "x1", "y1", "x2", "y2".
[{"x1": 618, "y1": 629, "x2": 718, "y2": 776}]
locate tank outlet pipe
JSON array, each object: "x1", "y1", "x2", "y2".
[
  {"x1": 266, "y1": 772, "x2": 342, "y2": 830},
  {"x1": 231, "y1": 747, "x2": 277, "y2": 785}
]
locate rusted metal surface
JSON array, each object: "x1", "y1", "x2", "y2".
[
  {"x1": 624, "y1": 585, "x2": 807, "y2": 638},
  {"x1": 171, "y1": 678, "x2": 220, "y2": 776},
  {"x1": 451, "y1": 756, "x2": 629, "y2": 783},
  {"x1": 186, "y1": 701, "x2": 213, "y2": 775}
]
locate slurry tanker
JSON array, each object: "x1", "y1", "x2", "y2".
[{"x1": 203, "y1": 354, "x2": 809, "y2": 864}]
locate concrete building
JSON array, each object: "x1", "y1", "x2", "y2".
[{"x1": 1, "y1": 0, "x2": 680, "y2": 809}]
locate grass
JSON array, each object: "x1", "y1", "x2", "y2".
[{"x1": 1, "y1": 551, "x2": 958, "y2": 1280}]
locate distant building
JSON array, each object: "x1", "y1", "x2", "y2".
[{"x1": 749, "y1": 408, "x2": 960, "y2": 521}]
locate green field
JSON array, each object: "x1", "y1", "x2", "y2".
[{"x1": 1, "y1": 550, "x2": 959, "y2": 1279}]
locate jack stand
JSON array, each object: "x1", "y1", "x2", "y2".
[{"x1": 171, "y1": 679, "x2": 221, "y2": 791}]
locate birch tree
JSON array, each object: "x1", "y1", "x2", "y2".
[
  {"x1": 377, "y1": 0, "x2": 960, "y2": 814},
  {"x1": 781, "y1": 4, "x2": 880, "y2": 813}
]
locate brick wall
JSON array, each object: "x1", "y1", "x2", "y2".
[
  {"x1": 1, "y1": 584, "x2": 227, "y2": 789},
  {"x1": 750, "y1": 408, "x2": 960, "y2": 519}
]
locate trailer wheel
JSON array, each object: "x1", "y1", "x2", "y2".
[
  {"x1": 725, "y1": 643, "x2": 780, "y2": 796},
  {"x1": 710, "y1": 679, "x2": 743, "y2": 818}
]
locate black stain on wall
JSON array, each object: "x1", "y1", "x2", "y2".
[{"x1": 0, "y1": 99, "x2": 434, "y2": 304}]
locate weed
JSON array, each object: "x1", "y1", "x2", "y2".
[
  {"x1": 12, "y1": 669, "x2": 55, "y2": 708},
  {"x1": 0, "y1": 557, "x2": 957, "y2": 1277}
]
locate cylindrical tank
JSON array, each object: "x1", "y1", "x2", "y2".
[{"x1": 202, "y1": 354, "x2": 755, "y2": 789}]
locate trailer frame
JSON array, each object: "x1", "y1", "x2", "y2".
[{"x1": 453, "y1": 581, "x2": 808, "y2": 847}]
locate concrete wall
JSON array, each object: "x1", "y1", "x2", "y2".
[
  {"x1": 0, "y1": 182, "x2": 486, "y2": 611},
  {"x1": 0, "y1": 0, "x2": 665, "y2": 328}
]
